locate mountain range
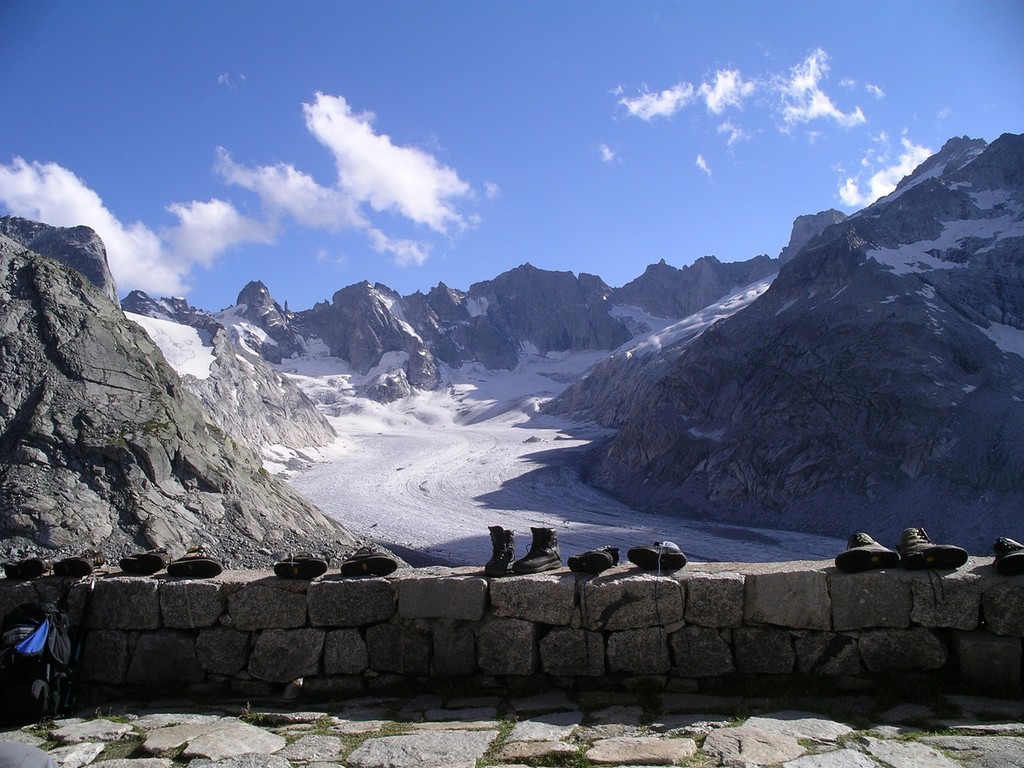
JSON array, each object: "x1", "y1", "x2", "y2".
[{"x1": 1, "y1": 132, "x2": 1021, "y2": 561}]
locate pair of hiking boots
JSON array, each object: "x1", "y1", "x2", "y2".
[
  {"x1": 4, "y1": 550, "x2": 106, "y2": 580},
  {"x1": 835, "y1": 528, "x2": 969, "y2": 573},
  {"x1": 485, "y1": 526, "x2": 562, "y2": 576},
  {"x1": 567, "y1": 541, "x2": 688, "y2": 575},
  {"x1": 274, "y1": 547, "x2": 399, "y2": 580}
]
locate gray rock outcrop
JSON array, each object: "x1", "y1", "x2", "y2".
[
  {"x1": 0, "y1": 236, "x2": 357, "y2": 565},
  {"x1": 0, "y1": 216, "x2": 117, "y2": 301}
]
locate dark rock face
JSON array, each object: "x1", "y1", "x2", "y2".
[
  {"x1": 583, "y1": 134, "x2": 1024, "y2": 550},
  {"x1": 0, "y1": 216, "x2": 117, "y2": 300},
  {"x1": 778, "y1": 210, "x2": 847, "y2": 264},
  {"x1": 0, "y1": 235, "x2": 356, "y2": 565},
  {"x1": 613, "y1": 256, "x2": 777, "y2": 318},
  {"x1": 122, "y1": 290, "x2": 207, "y2": 325},
  {"x1": 221, "y1": 280, "x2": 304, "y2": 364}
]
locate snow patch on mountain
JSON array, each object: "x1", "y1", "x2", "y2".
[{"x1": 126, "y1": 311, "x2": 215, "y2": 379}]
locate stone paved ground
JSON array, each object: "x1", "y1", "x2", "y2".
[{"x1": 3, "y1": 690, "x2": 1023, "y2": 767}]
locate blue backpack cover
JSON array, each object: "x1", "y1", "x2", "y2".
[{"x1": 0, "y1": 602, "x2": 72, "y2": 724}]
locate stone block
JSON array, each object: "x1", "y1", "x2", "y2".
[
  {"x1": 983, "y1": 579, "x2": 1024, "y2": 636},
  {"x1": 307, "y1": 579, "x2": 397, "y2": 627},
  {"x1": 324, "y1": 628, "x2": 369, "y2": 675},
  {"x1": 227, "y1": 582, "x2": 307, "y2": 630},
  {"x1": 127, "y1": 630, "x2": 204, "y2": 685},
  {"x1": 87, "y1": 578, "x2": 160, "y2": 629},
  {"x1": 160, "y1": 580, "x2": 224, "y2": 628},
  {"x1": 80, "y1": 629, "x2": 129, "y2": 684},
  {"x1": 431, "y1": 621, "x2": 477, "y2": 676},
  {"x1": 953, "y1": 630, "x2": 1022, "y2": 694},
  {"x1": 607, "y1": 627, "x2": 670, "y2": 674},
  {"x1": 397, "y1": 575, "x2": 487, "y2": 621},
  {"x1": 248, "y1": 628, "x2": 324, "y2": 683},
  {"x1": 734, "y1": 627, "x2": 794, "y2": 674},
  {"x1": 830, "y1": 572, "x2": 912, "y2": 630},
  {"x1": 745, "y1": 570, "x2": 830, "y2": 630},
  {"x1": 365, "y1": 623, "x2": 432, "y2": 675},
  {"x1": 794, "y1": 631, "x2": 861, "y2": 676},
  {"x1": 682, "y1": 573, "x2": 744, "y2": 627},
  {"x1": 580, "y1": 574, "x2": 683, "y2": 631},
  {"x1": 859, "y1": 628, "x2": 948, "y2": 672},
  {"x1": 489, "y1": 572, "x2": 577, "y2": 625},
  {"x1": 909, "y1": 574, "x2": 982, "y2": 630},
  {"x1": 196, "y1": 627, "x2": 251, "y2": 675},
  {"x1": 669, "y1": 626, "x2": 734, "y2": 677},
  {"x1": 0, "y1": 581, "x2": 62, "y2": 625},
  {"x1": 539, "y1": 627, "x2": 605, "y2": 676},
  {"x1": 477, "y1": 618, "x2": 538, "y2": 675}
]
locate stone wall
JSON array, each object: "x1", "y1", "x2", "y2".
[{"x1": 1, "y1": 558, "x2": 1020, "y2": 702}]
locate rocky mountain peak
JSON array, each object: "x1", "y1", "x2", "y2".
[
  {"x1": 778, "y1": 209, "x2": 847, "y2": 264},
  {"x1": 0, "y1": 215, "x2": 117, "y2": 301}
]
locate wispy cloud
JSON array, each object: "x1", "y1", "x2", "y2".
[
  {"x1": 717, "y1": 121, "x2": 750, "y2": 146},
  {"x1": 0, "y1": 92, "x2": 478, "y2": 295},
  {"x1": 838, "y1": 133, "x2": 932, "y2": 207},
  {"x1": 0, "y1": 157, "x2": 263, "y2": 295},
  {"x1": 699, "y1": 69, "x2": 755, "y2": 114},
  {"x1": 484, "y1": 180, "x2": 501, "y2": 199},
  {"x1": 775, "y1": 48, "x2": 866, "y2": 129},
  {"x1": 618, "y1": 82, "x2": 696, "y2": 120},
  {"x1": 217, "y1": 73, "x2": 246, "y2": 90},
  {"x1": 599, "y1": 144, "x2": 618, "y2": 163},
  {"x1": 695, "y1": 154, "x2": 712, "y2": 178}
]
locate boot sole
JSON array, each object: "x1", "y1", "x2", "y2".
[
  {"x1": 512, "y1": 557, "x2": 561, "y2": 574},
  {"x1": 568, "y1": 553, "x2": 612, "y2": 574},
  {"x1": 340, "y1": 555, "x2": 398, "y2": 577},
  {"x1": 902, "y1": 546, "x2": 968, "y2": 571},
  {"x1": 274, "y1": 559, "x2": 329, "y2": 579},
  {"x1": 996, "y1": 552, "x2": 1024, "y2": 576},
  {"x1": 167, "y1": 559, "x2": 223, "y2": 578},
  {"x1": 835, "y1": 548, "x2": 900, "y2": 573},
  {"x1": 627, "y1": 548, "x2": 686, "y2": 572}
]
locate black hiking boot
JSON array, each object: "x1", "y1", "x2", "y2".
[
  {"x1": 484, "y1": 526, "x2": 515, "y2": 577},
  {"x1": 835, "y1": 533, "x2": 900, "y2": 573},
  {"x1": 120, "y1": 549, "x2": 171, "y2": 575},
  {"x1": 339, "y1": 546, "x2": 398, "y2": 577},
  {"x1": 993, "y1": 537, "x2": 1024, "y2": 576},
  {"x1": 627, "y1": 541, "x2": 687, "y2": 572},
  {"x1": 898, "y1": 528, "x2": 968, "y2": 571},
  {"x1": 274, "y1": 553, "x2": 330, "y2": 580},
  {"x1": 54, "y1": 549, "x2": 106, "y2": 578},
  {"x1": 167, "y1": 546, "x2": 224, "y2": 578},
  {"x1": 512, "y1": 527, "x2": 562, "y2": 574},
  {"x1": 2, "y1": 556, "x2": 53, "y2": 580},
  {"x1": 568, "y1": 546, "x2": 619, "y2": 575}
]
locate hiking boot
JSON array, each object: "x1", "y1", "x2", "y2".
[
  {"x1": 512, "y1": 527, "x2": 561, "y2": 574},
  {"x1": 898, "y1": 528, "x2": 968, "y2": 571},
  {"x1": 835, "y1": 533, "x2": 900, "y2": 573},
  {"x1": 339, "y1": 546, "x2": 398, "y2": 577},
  {"x1": 167, "y1": 547, "x2": 224, "y2": 578},
  {"x1": 2, "y1": 557, "x2": 53, "y2": 580},
  {"x1": 568, "y1": 546, "x2": 619, "y2": 575},
  {"x1": 120, "y1": 549, "x2": 170, "y2": 575},
  {"x1": 993, "y1": 537, "x2": 1024, "y2": 576},
  {"x1": 484, "y1": 526, "x2": 515, "y2": 577},
  {"x1": 274, "y1": 553, "x2": 329, "y2": 580},
  {"x1": 627, "y1": 541, "x2": 687, "y2": 572},
  {"x1": 54, "y1": 549, "x2": 106, "y2": 578}
]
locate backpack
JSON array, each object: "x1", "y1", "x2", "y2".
[{"x1": 0, "y1": 602, "x2": 72, "y2": 725}]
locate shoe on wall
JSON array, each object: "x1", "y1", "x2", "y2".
[
  {"x1": 835, "y1": 533, "x2": 900, "y2": 573},
  {"x1": 898, "y1": 528, "x2": 968, "y2": 571}
]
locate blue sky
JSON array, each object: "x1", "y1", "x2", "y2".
[{"x1": 1, "y1": 1, "x2": 1021, "y2": 312}]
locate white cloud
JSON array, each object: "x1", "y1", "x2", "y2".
[
  {"x1": 215, "y1": 148, "x2": 365, "y2": 231},
  {"x1": 775, "y1": 48, "x2": 866, "y2": 129},
  {"x1": 599, "y1": 144, "x2": 617, "y2": 163},
  {"x1": 619, "y1": 82, "x2": 695, "y2": 120},
  {"x1": 303, "y1": 92, "x2": 471, "y2": 234},
  {"x1": 484, "y1": 180, "x2": 501, "y2": 199},
  {"x1": 0, "y1": 157, "x2": 185, "y2": 295},
  {"x1": 217, "y1": 73, "x2": 246, "y2": 90},
  {"x1": 367, "y1": 228, "x2": 430, "y2": 267},
  {"x1": 717, "y1": 121, "x2": 750, "y2": 146},
  {"x1": 838, "y1": 135, "x2": 932, "y2": 207},
  {"x1": 865, "y1": 83, "x2": 885, "y2": 99},
  {"x1": 695, "y1": 154, "x2": 712, "y2": 178},
  {"x1": 165, "y1": 198, "x2": 272, "y2": 268},
  {"x1": 699, "y1": 69, "x2": 755, "y2": 114}
]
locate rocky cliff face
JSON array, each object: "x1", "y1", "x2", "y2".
[
  {"x1": 778, "y1": 209, "x2": 847, "y2": 263},
  {"x1": 0, "y1": 216, "x2": 118, "y2": 301},
  {"x1": 584, "y1": 133, "x2": 1024, "y2": 550},
  {"x1": 0, "y1": 235, "x2": 357, "y2": 565}
]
